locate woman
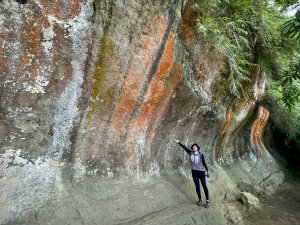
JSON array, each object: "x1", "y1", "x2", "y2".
[{"x1": 175, "y1": 140, "x2": 210, "y2": 208}]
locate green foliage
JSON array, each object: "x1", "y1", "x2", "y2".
[
  {"x1": 192, "y1": 0, "x2": 282, "y2": 97},
  {"x1": 282, "y1": 83, "x2": 300, "y2": 109},
  {"x1": 279, "y1": 56, "x2": 300, "y2": 109},
  {"x1": 282, "y1": 10, "x2": 300, "y2": 42},
  {"x1": 192, "y1": 0, "x2": 258, "y2": 97},
  {"x1": 275, "y1": 0, "x2": 299, "y2": 9},
  {"x1": 280, "y1": 10, "x2": 300, "y2": 110},
  {"x1": 191, "y1": 0, "x2": 300, "y2": 147},
  {"x1": 192, "y1": 0, "x2": 300, "y2": 107}
]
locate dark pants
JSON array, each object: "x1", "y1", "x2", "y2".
[{"x1": 191, "y1": 170, "x2": 209, "y2": 201}]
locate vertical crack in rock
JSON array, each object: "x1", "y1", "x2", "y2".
[
  {"x1": 49, "y1": 1, "x2": 93, "y2": 159},
  {"x1": 16, "y1": 0, "x2": 28, "y2": 4}
]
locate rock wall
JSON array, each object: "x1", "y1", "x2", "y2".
[{"x1": 0, "y1": 0, "x2": 284, "y2": 224}]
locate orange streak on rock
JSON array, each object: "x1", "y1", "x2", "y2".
[
  {"x1": 146, "y1": 64, "x2": 183, "y2": 144},
  {"x1": 181, "y1": 2, "x2": 196, "y2": 45},
  {"x1": 158, "y1": 19, "x2": 167, "y2": 40},
  {"x1": 126, "y1": 34, "x2": 182, "y2": 168},
  {"x1": 133, "y1": 34, "x2": 175, "y2": 132},
  {"x1": 47, "y1": 26, "x2": 73, "y2": 93},
  {"x1": 141, "y1": 38, "x2": 150, "y2": 60},
  {"x1": 136, "y1": 19, "x2": 167, "y2": 61},
  {"x1": 109, "y1": 18, "x2": 168, "y2": 141},
  {"x1": 0, "y1": 35, "x2": 7, "y2": 76},
  {"x1": 40, "y1": 0, "x2": 81, "y2": 20},
  {"x1": 106, "y1": 19, "x2": 171, "y2": 169},
  {"x1": 109, "y1": 73, "x2": 143, "y2": 137},
  {"x1": 219, "y1": 106, "x2": 233, "y2": 136},
  {"x1": 19, "y1": 13, "x2": 49, "y2": 75},
  {"x1": 212, "y1": 104, "x2": 233, "y2": 160},
  {"x1": 250, "y1": 107, "x2": 269, "y2": 151},
  {"x1": 212, "y1": 100, "x2": 255, "y2": 160}
]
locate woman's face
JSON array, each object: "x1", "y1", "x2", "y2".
[{"x1": 192, "y1": 145, "x2": 198, "y2": 152}]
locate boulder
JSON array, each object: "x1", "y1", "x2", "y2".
[{"x1": 240, "y1": 192, "x2": 260, "y2": 208}]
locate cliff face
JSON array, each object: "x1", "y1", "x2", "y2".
[{"x1": 0, "y1": 0, "x2": 284, "y2": 224}]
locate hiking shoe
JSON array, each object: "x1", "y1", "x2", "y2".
[
  {"x1": 197, "y1": 200, "x2": 202, "y2": 206},
  {"x1": 204, "y1": 200, "x2": 210, "y2": 208}
]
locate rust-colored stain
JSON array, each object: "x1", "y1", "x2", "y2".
[
  {"x1": 218, "y1": 100, "x2": 252, "y2": 136},
  {"x1": 141, "y1": 38, "x2": 151, "y2": 60},
  {"x1": 104, "y1": 20, "x2": 182, "y2": 169},
  {"x1": 109, "y1": 18, "x2": 168, "y2": 139},
  {"x1": 19, "y1": 13, "x2": 49, "y2": 76},
  {"x1": 211, "y1": 103, "x2": 233, "y2": 160},
  {"x1": 40, "y1": 0, "x2": 81, "y2": 20},
  {"x1": 145, "y1": 63, "x2": 183, "y2": 144},
  {"x1": 212, "y1": 99, "x2": 255, "y2": 160},
  {"x1": 137, "y1": 18, "x2": 167, "y2": 61},
  {"x1": 158, "y1": 19, "x2": 167, "y2": 40},
  {"x1": 0, "y1": 33, "x2": 7, "y2": 76},
  {"x1": 180, "y1": 2, "x2": 196, "y2": 45},
  {"x1": 46, "y1": 25, "x2": 73, "y2": 93},
  {"x1": 128, "y1": 34, "x2": 184, "y2": 154},
  {"x1": 181, "y1": 23, "x2": 193, "y2": 45},
  {"x1": 131, "y1": 34, "x2": 175, "y2": 132},
  {"x1": 219, "y1": 105, "x2": 233, "y2": 136},
  {"x1": 250, "y1": 107, "x2": 269, "y2": 151},
  {"x1": 109, "y1": 72, "x2": 143, "y2": 136}
]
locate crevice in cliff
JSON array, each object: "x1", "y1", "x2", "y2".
[
  {"x1": 258, "y1": 170, "x2": 281, "y2": 186},
  {"x1": 16, "y1": 0, "x2": 28, "y2": 4}
]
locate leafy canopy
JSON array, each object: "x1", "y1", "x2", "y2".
[
  {"x1": 192, "y1": 0, "x2": 287, "y2": 97},
  {"x1": 192, "y1": 0, "x2": 300, "y2": 139}
]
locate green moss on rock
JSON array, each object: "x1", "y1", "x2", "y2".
[{"x1": 87, "y1": 29, "x2": 115, "y2": 118}]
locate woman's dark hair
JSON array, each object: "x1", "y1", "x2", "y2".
[{"x1": 191, "y1": 143, "x2": 200, "y2": 151}]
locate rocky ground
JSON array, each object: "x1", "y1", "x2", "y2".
[
  {"x1": 3, "y1": 167, "x2": 299, "y2": 225},
  {"x1": 244, "y1": 181, "x2": 300, "y2": 225},
  {"x1": 107, "y1": 179, "x2": 300, "y2": 225},
  {"x1": 119, "y1": 181, "x2": 300, "y2": 225},
  {"x1": 3, "y1": 172, "x2": 227, "y2": 225}
]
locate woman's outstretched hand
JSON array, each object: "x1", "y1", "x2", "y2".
[{"x1": 172, "y1": 139, "x2": 179, "y2": 143}]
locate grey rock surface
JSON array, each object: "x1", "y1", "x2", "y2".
[
  {"x1": 0, "y1": 0, "x2": 288, "y2": 224},
  {"x1": 240, "y1": 192, "x2": 260, "y2": 208}
]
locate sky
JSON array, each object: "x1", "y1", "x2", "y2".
[{"x1": 286, "y1": 3, "x2": 300, "y2": 16}]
